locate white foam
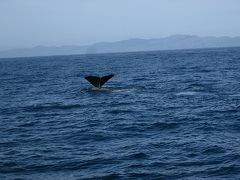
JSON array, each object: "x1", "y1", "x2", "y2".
[
  {"x1": 176, "y1": 91, "x2": 198, "y2": 96},
  {"x1": 230, "y1": 94, "x2": 240, "y2": 97}
]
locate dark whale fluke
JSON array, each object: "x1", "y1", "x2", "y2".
[{"x1": 85, "y1": 74, "x2": 114, "y2": 89}]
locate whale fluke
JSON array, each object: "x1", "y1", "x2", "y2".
[{"x1": 85, "y1": 74, "x2": 114, "y2": 88}]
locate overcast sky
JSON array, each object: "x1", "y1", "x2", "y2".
[{"x1": 0, "y1": 0, "x2": 239, "y2": 50}]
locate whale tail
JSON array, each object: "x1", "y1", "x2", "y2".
[{"x1": 85, "y1": 74, "x2": 114, "y2": 89}]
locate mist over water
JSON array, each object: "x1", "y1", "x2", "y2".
[{"x1": 1, "y1": 47, "x2": 240, "y2": 179}]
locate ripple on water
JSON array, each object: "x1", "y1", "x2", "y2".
[{"x1": 1, "y1": 48, "x2": 240, "y2": 179}]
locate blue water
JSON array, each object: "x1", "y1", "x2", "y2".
[{"x1": 1, "y1": 47, "x2": 240, "y2": 179}]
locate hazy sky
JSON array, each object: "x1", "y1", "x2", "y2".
[{"x1": 0, "y1": 0, "x2": 240, "y2": 50}]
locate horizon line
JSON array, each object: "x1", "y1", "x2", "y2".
[{"x1": 1, "y1": 46, "x2": 240, "y2": 60}]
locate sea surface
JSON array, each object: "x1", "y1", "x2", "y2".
[{"x1": 1, "y1": 47, "x2": 240, "y2": 179}]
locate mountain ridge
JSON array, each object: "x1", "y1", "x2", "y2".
[{"x1": 1, "y1": 35, "x2": 240, "y2": 58}]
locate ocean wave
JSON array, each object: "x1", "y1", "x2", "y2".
[{"x1": 1, "y1": 48, "x2": 240, "y2": 179}]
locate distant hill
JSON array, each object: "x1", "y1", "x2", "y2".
[{"x1": 1, "y1": 35, "x2": 240, "y2": 58}]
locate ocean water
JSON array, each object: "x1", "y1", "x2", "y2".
[{"x1": 0, "y1": 47, "x2": 240, "y2": 179}]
